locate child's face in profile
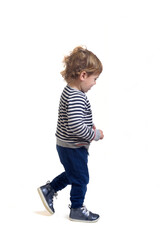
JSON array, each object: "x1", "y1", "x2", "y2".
[{"x1": 81, "y1": 73, "x2": 99, "y2": 93}]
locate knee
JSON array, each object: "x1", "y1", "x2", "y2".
[{"x1": 80, "y1": 175, "x2": 89, "y2": 185}]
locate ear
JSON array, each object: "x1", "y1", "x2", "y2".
[{"x1": 79, "y1": 71, "x2": 87, "y2": 81}]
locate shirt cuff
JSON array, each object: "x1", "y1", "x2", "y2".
[{"x1": 93, "y1": 129, "x2": 101, "y2": 141}]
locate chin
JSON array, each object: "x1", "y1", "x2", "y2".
[{"x1": 83, "y1": 88, "x2": 90, "y2": 93}]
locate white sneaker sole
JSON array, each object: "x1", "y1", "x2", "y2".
[
  {"x1": 69, "y1": 216, "x2": 100, "y2": 223},
  {"x1": 37, "y1": 187, "x2": 54, "y2": 214}
]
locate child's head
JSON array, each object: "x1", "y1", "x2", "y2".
[{"x1": 61, "y1": 46, "x2": 103, "y2": 84}]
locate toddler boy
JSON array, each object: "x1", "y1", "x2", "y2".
[{"x1": 38, "y1": 46, "x2": 104, "y2": 222}]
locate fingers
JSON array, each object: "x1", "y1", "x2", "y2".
[{"x1": 100, "y1": 130, "x2": 104, "y2": 139}]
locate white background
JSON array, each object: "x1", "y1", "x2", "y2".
[{"x1": 0, "y1": 0, "x2": 160, "y2": 239}]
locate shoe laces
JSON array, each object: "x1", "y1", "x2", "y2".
[
  {"x1": 46, "y1": 181, "x2": 58, "y2": 199},
  {"x1": 54, "y1": 192, "x2": 58, "y2": 199},
  {"x1": 68, "y1": 204, "x2": 90, "y2": 217},
  {"x1": 81, "y1": 206, "x2": 90, "y2": 217}
]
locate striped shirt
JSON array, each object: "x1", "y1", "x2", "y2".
[{"x1": 56, "y1": 85, "x2": 99, "y2": 148}]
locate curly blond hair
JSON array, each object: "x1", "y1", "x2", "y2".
[{"x1": 61, "y1": 46, "x2": 103, "y2": 83}]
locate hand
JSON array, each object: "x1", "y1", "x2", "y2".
[
  {"x1": 93, "y1": 125, "x2": 96, "y2": 130},
  {"x1": 99, "y1": 130, "x2": 104, "y2": 140}
]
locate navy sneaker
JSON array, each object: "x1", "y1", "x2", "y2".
[
  {"x1": 69, "y1": 206, "x2": 100, "y2": 223},
  {"x1": 37, "y1": 181, "x2": 57, "y2": 214}
]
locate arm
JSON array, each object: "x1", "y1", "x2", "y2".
[{"x1": 67, "y1": 96, "x2": 95, "y2": 142}]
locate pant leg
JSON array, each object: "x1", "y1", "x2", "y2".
[
  {"x1": 56, "y1": 145, "x2": 89, "y2": 208},
  {"x1": 70, "y1": 184, "x2": 87, "y2": 208},
  {"x1": 50, "y1": 172, "x2": 70, "y2": 192}
]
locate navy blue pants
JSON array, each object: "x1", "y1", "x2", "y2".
[{"x1": 50, "y1": 145, "x2": 89, "y2": 208}]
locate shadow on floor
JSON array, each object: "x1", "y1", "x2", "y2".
[{"x1": 34, "y1": 210, "x2": 52, "y2": 216}]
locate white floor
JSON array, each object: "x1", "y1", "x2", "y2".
[
  {"x1": 1, "y1": 144, "x2": 160, "y2": 240},
  {"x1": 2, "y1": 185, "x2": 160, "y2": 240}
]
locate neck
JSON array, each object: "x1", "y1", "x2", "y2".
[{"x1": 68, "y1": 80, "x2": 82, "y2": 91}]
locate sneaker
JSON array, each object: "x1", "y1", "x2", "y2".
[
  {"x1": 69, "y1": 206, "x2": 100, "y2": 223},
  {"x1": 37, "y1": 181, "x2": 57, "y2": 214}
]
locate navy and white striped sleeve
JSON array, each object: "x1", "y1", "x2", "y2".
[{"x1": 67, "y1": 94, "x2": 95, "y2": 142}]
